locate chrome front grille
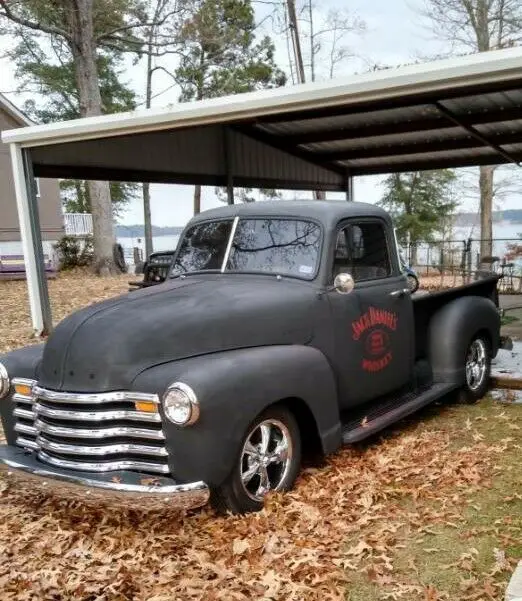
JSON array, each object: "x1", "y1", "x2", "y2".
[{"x1": 12, "y1": 379, "x2": 169, "y2": 475}]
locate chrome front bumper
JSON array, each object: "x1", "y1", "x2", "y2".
[{"x1": 0, "y1": 446, "x2": 209, "y2": 511}]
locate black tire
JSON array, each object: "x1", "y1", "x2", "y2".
[
  {"x1": 211, "y1": 406, "x2": 302, "y2": 515},
  {"x1": 459, "y1": 334, "x2": 491, "y2": 404},
  {"x1": 113, "y1": 243, "x2": 127, "y2": 273},
  {"x1": 407, "y1": 273, "x2": 419, "y2": 294}
]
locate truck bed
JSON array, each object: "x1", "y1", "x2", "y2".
[{"x1": 412, "y1": 275, "x2": 500, "y2": 361}]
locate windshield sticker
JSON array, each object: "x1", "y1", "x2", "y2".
[
  {"x1": 299, "y1": 265, "x2": 313, "y2": 275},
  {"x1": 352, "y1": 307, "x2": 398, "y2": 373}
]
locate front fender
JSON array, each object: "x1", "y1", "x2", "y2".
[
  {"x1": 0, "y1": 345, "x2": 44, "y2": 445},
  {"x1": 132, "y1": 345, "x2": 340, "y2": 487},
  {"x1": 428, "y1": 296, "x2": 500, "y2": 385}
]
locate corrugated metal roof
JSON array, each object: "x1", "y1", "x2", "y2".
[{"x1": 4, "y1": 46, "x2": 522, "y2": 188}]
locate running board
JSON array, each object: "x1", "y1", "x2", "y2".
[{"x1": 342, "y1": 383, "x2": 458, "y2": 444}]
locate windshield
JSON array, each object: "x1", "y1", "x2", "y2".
[{"x1": 171, "y1": 218, "x2": 321, "y2": 279}]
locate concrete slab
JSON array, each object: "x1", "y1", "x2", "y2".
[
  {"x1": 505, "y1": 560, "x2": 522, "y2": 601},
  {"x1": 491, "y1": 342, "x2": 522, "y2": 403}
]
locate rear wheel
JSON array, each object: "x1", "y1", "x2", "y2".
[
  {"x1": 460, "y1": 335, "x2": 491, "y2": 403},
  {"x1": 211, "y1": 406, "x2": 301, "y2": 514}
]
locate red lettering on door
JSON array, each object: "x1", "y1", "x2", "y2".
[{"x1": 352, "y1": 307, "x2": 398, "y2": 373}]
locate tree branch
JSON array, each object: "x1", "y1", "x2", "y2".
[
  {"x1": 95, "y1": 9, "x2": 180, "y2": 43},
  {"x1": 0, "y1": 0, "x2": 72, "y2": 42},
  {"x1": 151, "y1": 65, "x2": 177, "y2": 79}
]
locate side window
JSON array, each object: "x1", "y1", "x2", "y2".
[{"x1": 333, "y1": 222, "x2": 391, "y2": 282}]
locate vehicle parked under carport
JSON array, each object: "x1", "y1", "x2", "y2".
[{"x1": 0, "y1": 200, "x2": 502, "y2": 514}]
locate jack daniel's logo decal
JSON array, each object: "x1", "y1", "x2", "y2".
[{"x1": 352, "y1": 307, "x2": 398, "y2": 372}]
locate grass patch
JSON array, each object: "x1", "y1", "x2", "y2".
[
  {"x1": 343, "y1": 400, "x2": 521, "y2": 600},
  {"x1": 501, "y1": 313, "x2": 520, "y2": 326}
]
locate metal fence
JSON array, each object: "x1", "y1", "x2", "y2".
[{"x1": 401, "y1": 238, "x2": 522, "y2": 293}]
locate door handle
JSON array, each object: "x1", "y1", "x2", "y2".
[{"x1": 390, "y1": 288, "x2": 409, "y2": 298}]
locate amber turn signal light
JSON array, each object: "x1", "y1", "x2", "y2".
[
  {"x1": 134, "y1": 400, "x2": 158, "y2": 413},
  {"x1": 14, "y1": 384, "x2": 32, "y2": 397}
]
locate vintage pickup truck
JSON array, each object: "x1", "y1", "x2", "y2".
[{"x1": 0, "y1": 201, "x2": 501, "y2": 514}]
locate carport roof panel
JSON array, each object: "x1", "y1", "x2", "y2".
[{"x1": 4, "y1": 46, "x2": 522, "y2": 182}]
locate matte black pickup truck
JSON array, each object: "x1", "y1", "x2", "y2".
[{"x1": 0, "y1": 201, "x2": 501, "y2": 514}]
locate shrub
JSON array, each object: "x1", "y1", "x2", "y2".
[{"x1": 54, "y1": 236, "x2": 94, "y2": 270}]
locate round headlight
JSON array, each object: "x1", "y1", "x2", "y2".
[
  {"x1": 0, "y1": 363, "x2": 10, "y2": 399},
  {"x1": 163, "y1": 382, "x2": 199, "y2": 426}
]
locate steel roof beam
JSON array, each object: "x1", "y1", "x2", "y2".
[
  {"x1": 264, "y1": 105, "x2": 522, "y2": 146},
  {"x1": 348, "y1": 152, "x2": 522, "y2": 175},
  {"x1": 433, "y1": 101, "x2": 522, "y2": 167},
  {"x1": 314, "y1": 131, "x2": 522, "y2": 162},
  {"x1": 234, "y1": 124, "x2": 347, "y2": 178}
]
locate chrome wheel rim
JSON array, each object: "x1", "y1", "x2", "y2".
[
  {"x1": 465, "y1": 339, "x2": 487, "y2": 391},
  {"x1": 240, "y1": 418, "x2": 293, "y2": 502}
]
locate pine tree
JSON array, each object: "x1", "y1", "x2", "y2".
[
  {"x1": 11, "y1": 37, "x2": 139, "y2": 215},
  {"x1": 174, "y1": 0, "x2": 286, "y2": 213},
  {"x1": 379, "y1": 170, "x2": 458, "y2": 264}
]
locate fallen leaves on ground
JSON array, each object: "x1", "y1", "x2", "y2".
[{"x1": 0, "y1": 272, "x2": 520, "y2": 601}]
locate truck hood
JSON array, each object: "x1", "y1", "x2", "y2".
[{"x1": 38, "y1": 275, "x2": 317, "y2": 392}]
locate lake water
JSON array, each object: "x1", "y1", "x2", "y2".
[
  {"x1": 117, "y1": 235, "x2": 180, "y2": 264},
  {"x1": 118, "y1": 221, "x2": 522, "y2": 264}
]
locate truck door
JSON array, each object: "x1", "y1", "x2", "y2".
[{"x1": 328, "y1": 219, "x2": 414, "y2": 408}]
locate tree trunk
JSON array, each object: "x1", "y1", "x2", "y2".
[
  {"x1": 287, "y1": 0, "x2": 323, "y2": 200},
  {"x1": 479, "y1": 165, "x2": 494, "y2": 262},
  {"x1": 68, "y1": 0, "x2": 116, "y2": 275},
  {"x1": 142, "y1": 182, "x2": 153, "y2": 258},
  {"x1": 194, "y1": 185, "x2": 201, "y2": 214},
  {"x1": 287, "y1": 0, "x2": 306, "y2": 84}
]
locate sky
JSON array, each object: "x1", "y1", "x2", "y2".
[{"x1": 1, "y1": 0, "x2": 519, "y2": 228}]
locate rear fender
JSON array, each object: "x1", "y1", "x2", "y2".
[
  {"x1": 428, "y1": 296, "x2": 500, "y2": 385},
  {"x1": 132, "y1": 345, "x2": 340, "y2": 487}
]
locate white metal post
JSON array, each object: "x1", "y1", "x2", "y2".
[
  {"x1": 10, "y1": 143, "x2": 52, "y2": 336},
  {"x1": 346, "y1": 174, "x2": 354, "y2": 201},
  {"x1": 224, "y1": 127, "x2": 234, "y2": 204}
]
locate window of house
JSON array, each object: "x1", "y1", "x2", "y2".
[{"x1": 333, "y1": 222, "x2": 391, "y2": 281}]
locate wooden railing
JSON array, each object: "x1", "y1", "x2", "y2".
[{"x1": 63, "y1": 213, "x2": 93, "y2": 236}]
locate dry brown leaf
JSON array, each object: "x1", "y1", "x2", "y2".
[
  {"x1": 232, "y1": 539, "x2": 250, "y2": 556},
  {"x1": 0, "y1": 271, "x2": 519, "y2": 601}
]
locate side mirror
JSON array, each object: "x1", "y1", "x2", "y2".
[{"x1": 334, "y1": 272, "x2": 355, "y2": 295}]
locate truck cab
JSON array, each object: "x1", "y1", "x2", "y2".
[{"x1": 0, "y1": 201, "x2": 500, "y2": 514}]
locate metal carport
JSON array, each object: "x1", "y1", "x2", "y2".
[{"x1": 4, "y1": 46, "x2": 522, "y2": 336}]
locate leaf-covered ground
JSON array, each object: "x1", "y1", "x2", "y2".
[{"x1": 0, "y1": 272, "x2": 520, "y2": 601}]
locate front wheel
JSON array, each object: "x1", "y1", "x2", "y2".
[
  {"x1": 407, "y1": 273, "x2": 419, "y2": 294},
  {"x1": 211, "y1": 406, "x2": 302, "y2": 514},
  {"x1": 460, "y1": 335, "x2": 491, "y2": 403}
]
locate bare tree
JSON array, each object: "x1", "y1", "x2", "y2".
[
  {"x1": 301, "y1": 5, "x2": 366, "y2": 82},
  {"x1": 140, "y1": 0, "x2": 183, "y2": 258},
  {"x1": 283, "y1": 1, "x2": 364, "y2": 200},
  {"x1": 420, "y1": 0, "x2": 522, "y2": 261}
]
